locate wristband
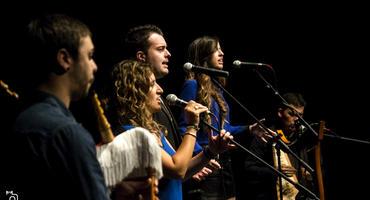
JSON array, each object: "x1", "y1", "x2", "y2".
[
  {"x1": 186, "y1": 124, "x2": 200, "y2": 131},
  {"x1": 184, "y1": 132, "x2": 197, "y2": 138}
]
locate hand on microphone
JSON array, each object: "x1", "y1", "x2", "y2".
[
  {"x1": 184, "y1": 100, "x2": 209, "y2": 129},
  {"x1": 166, "y1": 94, "x2": 212, "y2": 114}
]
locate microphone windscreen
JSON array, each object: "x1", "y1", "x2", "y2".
[
  {"x1": 183, "y1": 62, "x2": 192, "y2": 71},
  {"x1": 233, "y1": 60, "x2": 241, "y2": 66},
  {"x1": 166, "y1": 94, "x2": 178, "y2": 105}
]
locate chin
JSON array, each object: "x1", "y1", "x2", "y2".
[
  {"x1": 215, "y1": 65, "x2": 223, "y2": 70},
  {"x1": 155, "y1": 107, "x2": 162, "y2": 112},
  {"x1": 162, "y1": 69, "x2": 169, "y2": 75}
]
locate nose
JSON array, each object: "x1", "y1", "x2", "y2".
[
  {"x1": 157, "y1": 84, "x2": 164, "y2": 94},
  {"x1": 293, "y1": 116, "x2": 299, "y2": 121},
  {"x1": 92, "y1": 60, "x2": 98, "y2": 73},
  {"x1": 166, "y1": 49, "x2": 171, "y2": 57},
  {"x1": 219, "y1": 49, "x2": 224, "y2": 56}
]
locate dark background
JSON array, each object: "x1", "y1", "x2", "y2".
[{"x1": 1, "y1": 2, "x2": 369, "y2": 199}]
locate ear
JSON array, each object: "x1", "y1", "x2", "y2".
[
  {"x1": 136, "y1": 51, "x2": 146, "y2": 62},
  {"x1": 55, "y1": 48, "x2": 72, "y2": 75},
  {"x1": 277, "y1": 108, "x2": 283, "y2": 118}
]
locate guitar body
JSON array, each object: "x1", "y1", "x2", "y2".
[{"x1": 272, "y1": 141, "x2": 299, "y2": 200}]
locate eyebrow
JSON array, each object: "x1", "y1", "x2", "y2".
[{"x1": 288, "y1": 109, "x2": 303, "y2": 117}]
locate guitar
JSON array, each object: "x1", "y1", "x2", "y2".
[{"x1": 273, "y1": 129, "x2": 299, "y2": 200}]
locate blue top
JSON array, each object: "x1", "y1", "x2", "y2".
[
  {"x1": 12, "y1": 91, "x2": 109, "y2": 200},
  {"x1": 122, "y1": 125, "x2": 182, "y2": 200},
  {"x1": 179, "y1": 79, "x2": 247, "y2": 154}
]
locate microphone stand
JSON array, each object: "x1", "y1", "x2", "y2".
[
  {"x1": 209, "y1": 78, "x2": 319, "y2": 200},
  {"x1": 323, "y1": 129, "x2": 370, "y2": 145},
  {"x1": 200, "y1": 118, "x2": 319, "y2": 200}
]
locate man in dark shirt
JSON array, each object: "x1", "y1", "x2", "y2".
[
  {"x1": 6, "y1": 14, "x2": 108, "y2": 200},
  {"x1": 238, "y1": 93, "x2": 315, "y2": 200},
  {"x1": 4, "y1": 13, "x2": 158, "y2": 200}
]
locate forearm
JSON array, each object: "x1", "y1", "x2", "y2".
[
  {"x1": 184, "y1": 151, "x2": 211, "y2": 180},
  {"x1": 162, "y1": 129, "x2": 197, "y2": 179}
]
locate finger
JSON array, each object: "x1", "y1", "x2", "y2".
[
  {"x1": 225, "y1": 132, "x2": 233, "y2": 140},
  {"x1": 220, "y1": 129, "x2": 226, "y2": 137},
  {"x1": 196, "y1": 106, "x2": 209, "y2": 114},
  {"x1": 222, "y1": 132, "x2": 232, "y2": 141},
  {"x1": 193, "y1": 175, "x2": 201, "y2": 181},
  {"x1": 202, "y1": 168, "x2": 212, "y2": 174},
  {"x1": 209, "y1": 159, "x2": 221, "y2": 169},
  {"x1": 209, "y1": 163, "x2": 221, "y2": 170}
]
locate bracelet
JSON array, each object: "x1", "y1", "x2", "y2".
[
  {"x1": 203, "y1": 146, "x2": 217, "y2": 160},
  {"x1": 184, "y1": 132, "x2": 197, "y2": 138},
  {"x1": 186, "y1": 124, "x2": 200, "y2": 131}
]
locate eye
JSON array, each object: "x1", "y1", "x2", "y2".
[
  {"x1": 288, "y1": 111, "x2": 295, "y2": 116},
  {"x1": 88, "y1": 52, "x2": 94, "y2": 60},
  {"x1": 157, "y1": 46, "x2": 165, "y2": 51},
  {"x1": 288, "y1": 110, "x2": 303, "y2": 117}
]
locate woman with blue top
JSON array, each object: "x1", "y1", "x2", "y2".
[
  {"x1": 106, "y1": 59, "x2": 234, "y2": 200},
  {"x1": 179, "y1": 36, "x2": 249, "y2": 200}
]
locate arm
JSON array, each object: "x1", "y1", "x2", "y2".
[
  {"x1": 161, "y1": 128, "x2": 197, "y2": 179},
  {"x1": 162, "y1": 101, "x2": 208, "y2": 179}
]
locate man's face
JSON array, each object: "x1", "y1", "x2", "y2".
[
  {"x1": 145, "y1": 33, "x2": 171, "y2": 79},
  {"x1": 69, "y1": 36, "x2": 97, "y2": 100},
  {"x1": 278, "y1": 105, "x2": 304, "y2": 135}
]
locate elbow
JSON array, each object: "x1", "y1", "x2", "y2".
[
  {"x1": 173, "y1": 172, "x2": 186, "y2": 179},
  {"x1": 171, "y1": 168, "x2": 187, "y2": 179},
  {"x1": 164, "y1": 169, "x2": 187, "y2": 179}
]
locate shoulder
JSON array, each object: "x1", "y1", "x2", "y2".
[
  {"x1": 181, "y1": 79, "x2": 198, "y2": 93},
  {"x1": 15, "y1": 96, "x2": 95, "y2": 148},
  {"x1": 15, "y1": 99, "x2": 75, "y2": 134},
  {"x1": 183, "y1": 79, "x2": 197, "y2": 88}
]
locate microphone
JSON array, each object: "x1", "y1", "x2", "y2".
[
  {"x1": 166, "y1": 94, "x2": 211, "y2": 114},
  {"x1": 233, "y1": 60, "x2": 271, "y2": 68},
  {"x1": 183, "y1": 62, "x2": 229, "y2": 77},
  {"x1": 166, "y1": 94, "x2": 188, "y2": 107},
  {"x1": 299, "y1": 124, "x2": 307, "y2": 133}
]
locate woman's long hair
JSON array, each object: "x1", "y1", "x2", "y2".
[
  {"x1": 186, "y1": 36, "x2": 228, "y2": 128},
  {"x1": 108, "y1": 59, "x2": 164, "y2": 139}
]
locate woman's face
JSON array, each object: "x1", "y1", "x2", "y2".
[
  {"x1": 146, "y1": 73, "x2": 163, "y2": 113},
  {"x1": 209, "y1": 42, "x2": 224, "y2": 70}
]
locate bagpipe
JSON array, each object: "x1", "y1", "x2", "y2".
[{"x1": 91, "y1": 92, "x2": 162, "y2": 199}]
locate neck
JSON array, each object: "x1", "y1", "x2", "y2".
[{"x1": 38, "y1": 76, "x2": 71, "y2": 108}]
